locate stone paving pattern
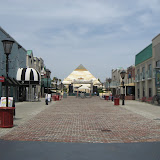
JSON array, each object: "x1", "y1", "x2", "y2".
[{"x1": 1, "y1": 97, "x2": 160, "y2": 143}]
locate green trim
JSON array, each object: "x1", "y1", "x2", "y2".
[
  {"x1": 41, "y1": 78, "x2": 51, "y2": 87},
  {"x1": 135, "y1": 44, "x2": 152, "y2": 66},
  {"x1": 27, "y1": 50, "x2": 32, "y2": 55}
]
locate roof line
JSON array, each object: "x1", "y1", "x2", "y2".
[
  {"x1": 0, "y1": 26, "x2": 27, "y2": 52},
  {"x1": 135, "y1": 43, "x2": 152, "y2": 56}
]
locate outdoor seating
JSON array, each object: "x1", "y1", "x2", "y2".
[
  {"x1": 139, "y1": 97, "x2": 146, "y2": 102},
  {"x1": 146, "y1": 97, "x2": 153, "y2": 103},
  {"x1": 80, "y1": 93, "x2": 85, "y2": 98}
]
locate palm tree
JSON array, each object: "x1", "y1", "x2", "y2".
[
  {"x1": 51, "y1": 77, "x2": 58, "y2": 89},
  {"x1": 59, "y1": 79, "x2": 61, "y2": 84}
]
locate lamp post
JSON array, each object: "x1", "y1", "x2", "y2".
[
  {"x1": 46, "y1": 69, "x2": 51, "y2": 105},
  {"x1": 2, "y1": 37, "x2": 14, "y2": 107},
  {"x1": 120, "y1": 70, "x2": 126, "y2": 105},
  {"x1": 55, "y1": 78, "x2": 58, "y2": 95},
  {"x1": 108, "y1": 78, "x2": 111, "y2": 92},
  {"x1": 108, "y1": 78, "x2": 112, "y2": 100},
  {"x1": 102, "y1": 82, "x2": 103, "y2": 98}
]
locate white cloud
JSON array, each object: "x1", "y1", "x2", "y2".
[{"x1": 0, "y1": 0, "x2": 160, "y2": 81}]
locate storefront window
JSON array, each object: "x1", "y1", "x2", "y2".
[
  {"x1": 143, "y1": 87, "x2": 145, "y2": 97},
  {"x1": 149, "y1": 88, "x2": 152, "y2": 97}
]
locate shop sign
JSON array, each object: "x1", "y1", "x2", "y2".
[
  {"x1": 0, "y1": 76, "x2": 4, "y2": 82},
  {"x1": 0, "y1": 97, "x2": 13, "y2": 107}
]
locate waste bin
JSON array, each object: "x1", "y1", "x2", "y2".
[
  {"x1": 114, "y1": 98, "x2": 119, "y2": 105},
  {"x1": 56, "y1": 95, "x2": 59, "y2": 101},
  {"x1": 0, "y1": 107, "x2": 15, "y2": 128},
  {"x1": 105, "y1": 96, "x2": 109, "y2": 100}
]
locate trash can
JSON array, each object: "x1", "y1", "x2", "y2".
[
  {"x1": 0, "y1": 107, "x2": 15, "y2": 128},
  {"x1": 105, "y1": 96, "x2": 109, "y2": 100},
  {"x1": 56, "y1": 95, "x2": 59, "y2": 101},
  {"x1": 114, "y1": 98, "x2": 119, "y2": 105}
]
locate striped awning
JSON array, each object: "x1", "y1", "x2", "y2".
[{"x1": 16, "y1": 68, "x2": 40, "y2": 84}]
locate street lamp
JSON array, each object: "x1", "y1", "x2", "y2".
[
  {"x1": 46, "y1": 69, "x2": 51, "y2": 105},
  {"x1": 2, "y1": 37, "x2": 14, "y2": 107},
  {"x1": 120, "y1": 70, "x2": 126, "y2": 105},
  {"x1": 55, "y1": 78, "x2": 58, "y2": 95},
  {"x1": 101, "y1": 82, "x2": 103, "y2": 97},
  {"x1": 108, "y1": 78, "x2": 111, "y2": 91}
]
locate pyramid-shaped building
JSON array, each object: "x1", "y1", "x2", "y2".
[{"x1": 63, "y1": 64, "x2": 101, "y2": 93}]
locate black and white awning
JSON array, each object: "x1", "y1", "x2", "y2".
[{"x1": 16, "y1": 68, "x2": 40, "y2": 84}]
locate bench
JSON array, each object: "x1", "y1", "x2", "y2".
[
  {"x1": 146, "y1": 97, "x2": 153, "y2": 103},
  {"x1": 139, "y1": 97, "x2": 146, "y2": 102}
]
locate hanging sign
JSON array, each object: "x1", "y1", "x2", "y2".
[
  {"x1": 0, "y1": 97, "x2": 13, "y2": 107},
  {"x1": 0, "y1": 76, "x2": 5, "y2": 82}
]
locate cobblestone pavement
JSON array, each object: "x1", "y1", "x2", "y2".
[
  {"x1": 0, "y1": 99, "x2": 54, "y2": 137},
  {"x1": 1, "y1": 97, "x2": 160, "y2": 143}
]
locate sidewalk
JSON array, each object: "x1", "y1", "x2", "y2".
[
  {"x1": 0, "y1": 98, "x2": 55, "y2": 137},
  {"x1": 117, "y1": 100, "x2": 160, "y2": 122}
]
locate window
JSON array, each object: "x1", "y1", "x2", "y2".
[
  {"x1": 142, "y1": 67, "x2": 145, "y2": 79},
  {"x1": 156, "y1": 60, "x2": 160, "y2": 67},
  {"x1": 149, "y1": 88, "x2": 152, "y2": 97},
  {"x1": 143, "y1": 87, "x2": 145, "y2": 97},
  {"x1": 138, "y1": 89, "x2": 140, "y2": 98},
  {"x1": 128, "y1": 72, "x2": 131, "y2": 78},
  {"x1": 148, "y1": 64, "x2": 152, "y2": 78}
]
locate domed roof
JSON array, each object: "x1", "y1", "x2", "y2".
[{"x1": 16, "y1": 68, "x2": 40, "y2": 84}]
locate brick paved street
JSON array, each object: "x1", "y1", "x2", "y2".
[{"x1": 1, "y1": 97, "x2": 160, "y2": 143}]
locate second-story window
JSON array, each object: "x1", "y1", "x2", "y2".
[
  {"x1": 156, "y1": 60, "x2": 160, "y2": 67},
  {"x1": 137, "y1": 69, "x2": 140, "y2": 80},
  {"x1": 128, "y1": 72, "x2": 131, "y2": 78},
  {"x1": 142, "y1": 67, "x2": 145, "y2": 79},
  {"x1": 148, "y1": 64, "x2": 152, "y2": 78}
]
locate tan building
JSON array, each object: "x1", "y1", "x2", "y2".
[
  {"x1": 110, "y1": 67, "x2": 124, "y2": 96},
  {"x1": 63, "y1": 64, "x2": 101, "y2": 93},
  {"x1": 135, "y1": 34, "x2": 160, "y2": 100},
  {"x1": 109, "y1": 66, "x2": 135, "y2": 100}
]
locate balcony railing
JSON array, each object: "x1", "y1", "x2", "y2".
[
  {"x1": 109, "y1": 81, "x2": 120, "y2": 87},
  {"x1": 146, "y1": 70, "x2": 152, "y2": 79}
]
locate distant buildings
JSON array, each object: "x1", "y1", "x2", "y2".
[
  {"x1": 109, "y1": 66, "x2": 135, "y2": 100},
  {"x1": 108, "y1": 33, "x2": 160, "y2": 100},
  {"x1": 63, "y1": 64, "x2": 101, "y2": 94}
]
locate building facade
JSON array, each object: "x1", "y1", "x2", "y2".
[
  {"x1": 63, "y1": 64, "x2": 101, "y2": 94},
  {"x1": 0, "y1": 27, "x2": 27, "y2": 101},
  {"x1": 124, "y1": 65, "x2": 135, "y2": 100},
  {"x1": 110, "y1": 67, "x2": 124, "y2": 96},
  {"x1": 135, "y1": 34, "x2": 160, "y2": 100},
  {"x1": 0, "y1": 27, "x2": 51, "y2": 102}
]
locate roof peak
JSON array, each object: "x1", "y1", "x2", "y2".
[{"x1": 75, "y1": 64, "x2": 88, "y2": 71}]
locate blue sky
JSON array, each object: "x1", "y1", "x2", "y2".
[{"x1": 1, "y1": 0, "x2": 160, "y2": 81}]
